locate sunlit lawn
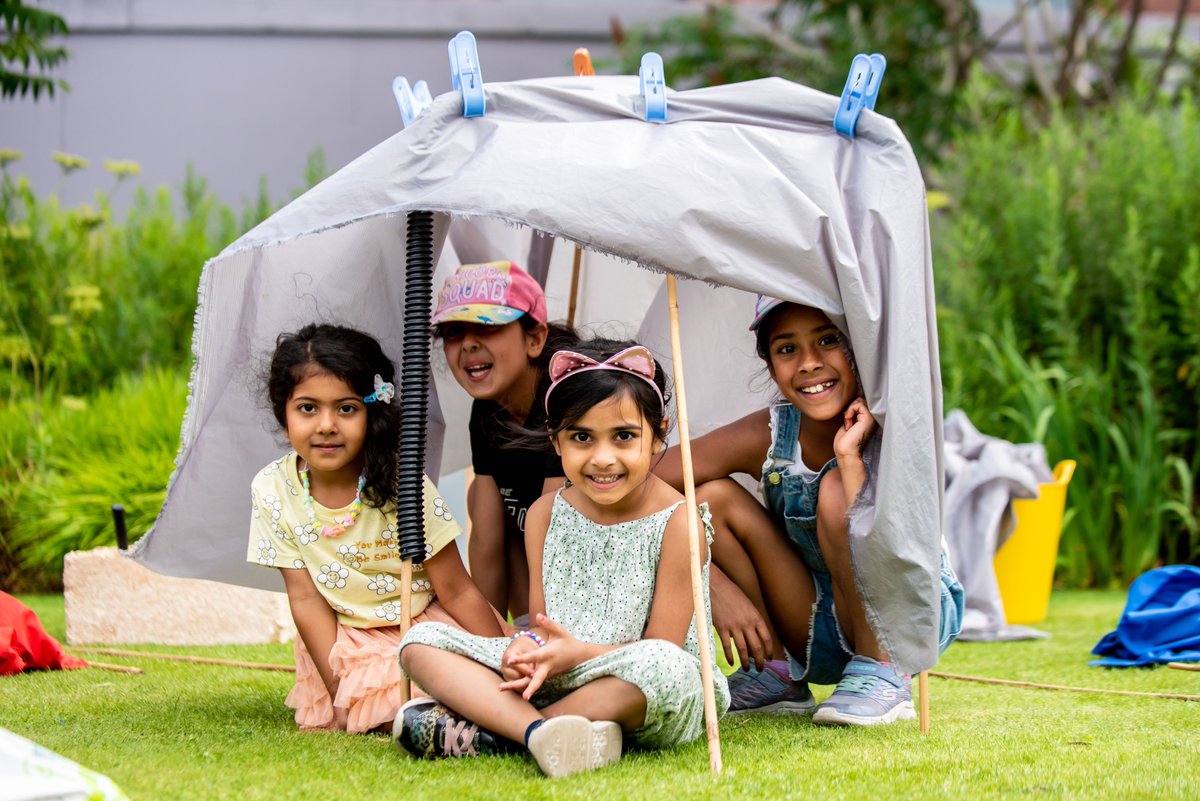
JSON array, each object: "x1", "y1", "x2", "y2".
[{"x1": 2, "y1": 591, "x2": 1197, "y2": 800}]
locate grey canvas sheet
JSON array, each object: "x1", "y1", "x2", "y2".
[{"x1": 131, "y1": 75, "x2": 946, "y2": 673}]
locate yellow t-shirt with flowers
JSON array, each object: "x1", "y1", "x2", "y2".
[{"x1": 246, "y1": 452, "x2": 460, "y2": 627}]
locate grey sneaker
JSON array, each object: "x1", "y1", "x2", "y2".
[
  {"x1": 727, "y1": 661, "x2": 815, "y2": 715},
  {"x1": 392, "y1": 698, "x2": 519, "y2": 758},
  {"x1": 812, "y1": 655, "x2": 915, "y2": 726},
  {"x1": 527, "y1": 715, "x2": 622, "y2": 778}
]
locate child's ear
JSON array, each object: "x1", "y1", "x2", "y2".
[
  {"x1": 548, "y1": 428, "x2": 560, "y2": 456},
  {"x1": 654, "y1": 418, "x2": 670, "y2": 451},
  {"x1": 526, "y1": 322, "x2": 550, "y2": 360}
]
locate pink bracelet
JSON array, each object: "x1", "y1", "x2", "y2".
[{"x1": 511, "y1": 630, "x2": 546, "y2": 648}]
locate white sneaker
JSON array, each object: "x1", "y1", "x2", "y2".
[{"x1": 527, "y1": 716, "x2": 622, "y2": 778}]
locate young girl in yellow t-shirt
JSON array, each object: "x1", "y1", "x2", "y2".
[{"x1": 247, "y1": 323, "x2": 503, "y2": 733}]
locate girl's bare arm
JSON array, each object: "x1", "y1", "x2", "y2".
[
  {"x1": 466, "y1": 474, "x2": 510, "y2": 611},
  {"x1": 832, "y1": 397, "x2": 877, "y2": 508},
  {"x1": 280, "y1": 567, "x2": 340, "y2": 698},
  {"x1": 422, "y1": 542, "x2": 506, "y2": 637},
  {"x1": 653, "y1": 407, "x2": 773, "y2": 488},
  {"x1": 642, "y1": 504, "x2": 709, "y2": 647}
]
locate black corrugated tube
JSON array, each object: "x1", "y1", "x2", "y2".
[{"x1": 396, "y1": 210, "x2": 434, "y2": 562}]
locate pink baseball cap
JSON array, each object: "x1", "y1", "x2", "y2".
[{"x1": 430, "y1": 260, "x2": 548, "y2": 327}]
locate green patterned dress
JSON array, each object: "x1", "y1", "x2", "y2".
[{"x1": 399, "y1": 491, "x2": 730, "y2": 748}]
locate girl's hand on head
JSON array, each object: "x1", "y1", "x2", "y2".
[
  {"x1": 497, "y1": 614, "x2": 582, "y2": 700},
  {"x1": 833, "y1": 398, "x2": 876, "y2": 462}
]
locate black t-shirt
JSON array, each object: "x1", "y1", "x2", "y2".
[{"x1": 469, "y1": 399, "x2": 565, "y2": 537}]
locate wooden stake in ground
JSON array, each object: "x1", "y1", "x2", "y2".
[
  {"x1": 1168, "y1": 662, "x2": 1200, "y2": 672},
  {"x1": 85, "y1": 661, "x2": 143, "y2": 675},
  {"x1": 666, "y1": 274, "x2": 723, "y2": 775},
  {"x1": 399, "y1": 559, "x2": 414, "y2": 704},
  {"x1": 919, "y1": 670, "x2": 930, "y2": 733}
]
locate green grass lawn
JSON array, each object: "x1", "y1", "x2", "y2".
[{"x1": 2, "y1": 591, "x2": 1197, "y2": 800}]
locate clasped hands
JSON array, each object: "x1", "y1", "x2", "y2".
[{"x1": 498, "y1": 613, "x2": 584, "y2": 700}]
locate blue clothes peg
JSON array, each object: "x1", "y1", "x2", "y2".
[
  {"x1": 448, "y1": 31, "x2": 485, "y2": 118},
  {"x1": 833, "y1": 52, "x2": 887, "y2": 138},
  {"x1": 639, "y1": 52, "x2": 666, "y2": 122},
  {"x1": 393, "y1": 76, "x2": 432, "y2": 128},
  {"x1": 863, "y1": 53, "x2": 886, "y2": 111}
]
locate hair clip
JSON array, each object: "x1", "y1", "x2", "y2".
[{"x1": 363, "y1": 374, "x2": 395, "y2": 404}]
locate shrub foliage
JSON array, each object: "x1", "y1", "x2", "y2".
[{"x1": 935, "y1": 91, "x2": 1200, "y2": 585}]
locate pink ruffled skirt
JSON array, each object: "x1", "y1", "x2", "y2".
[{"x1": 286, "y1": 600, "x2": 462, "y2": 733}]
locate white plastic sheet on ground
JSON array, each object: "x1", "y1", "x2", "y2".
[
  {"x1": 131, "y1": 74, "x2": 945, "y2": 674},
  {"x1": 0, "y1": 728, "x2": 129, "y2": 801}
]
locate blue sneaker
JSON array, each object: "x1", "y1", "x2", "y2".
[
  {"x1": 812, "y1": 655, "x2": 915, "y2": 726},
  {"x1": 726, "y1": 661, "x2": 815, "y2": 715}
]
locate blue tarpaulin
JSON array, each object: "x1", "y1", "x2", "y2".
[{"x1": 1091, "y1": 565, "x2": 1200, "y2": 667}]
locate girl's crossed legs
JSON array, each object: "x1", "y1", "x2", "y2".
[
  {"x1": 398, "y1": 644, "x2": 641, "y2": 777},
  {"x1": 400, "y1": 643, "x2": 647, "y2": 738}
]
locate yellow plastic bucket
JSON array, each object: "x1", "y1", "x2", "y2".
[{"x1": 993, "y1": 460, "x2": 1076, "y2": 625}]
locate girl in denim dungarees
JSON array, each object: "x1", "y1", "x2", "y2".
[{"x1": 655, "y1": 298, "x2": 963, "y2": 726}]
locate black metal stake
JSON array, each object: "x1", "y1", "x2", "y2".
[{"x1": 112, "y1": 504, "x2": 128, "y2": 550}]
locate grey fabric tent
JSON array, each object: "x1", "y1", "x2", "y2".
[{"x1": 130, "y1": 73, "x2": 945, "y2": 674}]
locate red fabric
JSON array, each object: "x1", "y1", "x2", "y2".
[{"x1": 0, "y1": 591, "x2": 87, "y2": 674}]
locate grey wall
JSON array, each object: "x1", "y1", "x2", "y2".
[{"x1": 0, "y1": 0, "x2": 705, "y2": 211}]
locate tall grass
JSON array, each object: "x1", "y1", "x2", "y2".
[
  {"x1": 0, "y1": 154, "x2": 316, "y2": 589},
  {"x1": 0, "y1": 168, "x2": 237, "y2": 403},
  {"x1": 935, "y1": 89, "x2": 1200, "y2": 586},
  {"x1": 0, "y1": 368, "x2": 187, "y2": 589}
]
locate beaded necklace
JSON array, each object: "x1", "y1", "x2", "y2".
[{"x1": 298, "y1": 459, "x2": 366, "y2": 538}]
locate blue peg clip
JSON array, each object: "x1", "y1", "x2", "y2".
[
  {"x1": 833, "y1": 53, "x2": 886, "y2": 138},
  {"x1": 639, "y1": 52, "x2": 666, "y2": 122},
  {"x1": 392, "y1": 76, "x2": 432, "y2": 128},
  {"x1": 448, "y1": 31, "x2": 485, "y2": 118}
]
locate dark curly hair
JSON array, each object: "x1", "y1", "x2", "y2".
[{"x1": 267, "y1": 323, "x2": 399, "y2": 509}]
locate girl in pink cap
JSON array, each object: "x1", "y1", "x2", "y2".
[{"x1": 432, "y1": 260, "x2": 578, "y2": 625}]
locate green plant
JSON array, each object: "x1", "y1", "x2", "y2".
[
  {"x1": 935, "y1": 90, "x2": 1200, "y2": 586},
  {"x1": 0, "y1": 164, "x2": 238, "y2": 404},
  {"x1": 0, "y1": 0, "x2": 69, "y2": 100},
  {"x1": 0, "y1": 151, "x2": 338, "y2": 589},
  {"x1": 1, "y1": 367, "x2": 187, "y2": 589},
  {"x1": 611, "y1": 2, "x2": 1200, "y2": 166}
]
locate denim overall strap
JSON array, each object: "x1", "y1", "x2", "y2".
[
  {"x1": 765, "y1": 401, "x2": 801, "y2": 469},
  {"x1": 760, "y1": 401, "x2": 835, "y2": 573}
]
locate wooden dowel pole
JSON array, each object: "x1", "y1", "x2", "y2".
[
  {"x1": 929, "y1": 670, "x2": 1200, "y2": 701},
  {"x1": 918, "y1": 670, "x2": 930, "y2": 733},
  {"x1": 69, "y1": 648, "x2": 294, "y2": 671},
  {"x1": 666, "y1": 274, "x2": 722, "y2": 775},
  {"x1": 84, "y1": 660, "x2": 143, "y2": 675},
  {"x1": 399, "y1": 558, "x2": 414, "y2": 704},
  {"x1": 1168, "y1": 662, "x2": 1200, "y2": 672},
  {"x1": 566, "y1": 246, "x2": 583, "y2": 329}
]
